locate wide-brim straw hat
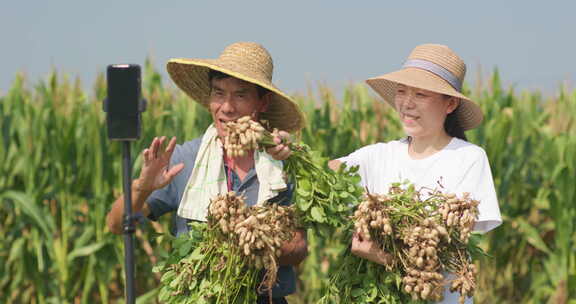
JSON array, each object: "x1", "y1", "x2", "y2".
[
  {"x1": 167, "y1": 42, "x2": 305, "y2": 132},
  {"x1": 366, "y1": 44, "x2": 483, "y2": 130}
]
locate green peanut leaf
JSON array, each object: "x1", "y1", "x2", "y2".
[
  {"x1": 188, "y1": 246, "x2": 204, "y2": 260},
  {"x1": 296, "y1": 186, "x2": 311, "y2": 197},
  {"x1": 178, "y1": 240, "x2": 194, "y2": 257},
  {"x1": 351, "y1": 288, "x2": 364, "y2": 298},
  {"x1": 299, "y1": 197, "x2": 314, "y2": 212},
  {"x1": 310, "y1": 206, "x2": 326, "y2": 223},
  {"x1": 299, "y1": 178, "x2": 312, "y2": 191}
]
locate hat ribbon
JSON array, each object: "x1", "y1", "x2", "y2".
[{"x1": 403, "y1": 59, "x2": 462, "y2": 91}]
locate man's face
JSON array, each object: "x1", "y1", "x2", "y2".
[{"x1": 208, "y1": 76, "x2": 270, "y2": 138}]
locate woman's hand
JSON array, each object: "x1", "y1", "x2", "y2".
[
  {"x1": 266, "y1": 130, "x2": 292, "y2": 161},
  {"x1": 351, "y1": 232, "x2": 393, "y2": 266},
  {"x1": 137, "y1": 136, "x2": 184, "y2": 192}
]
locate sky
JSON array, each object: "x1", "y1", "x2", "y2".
[{"x1": 1, "y1": 1, "x2": 575, "y2": 98}]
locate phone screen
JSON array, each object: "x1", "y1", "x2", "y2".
[{"x1": 107, "y1": 64, "x2": 141, "y2": 114}]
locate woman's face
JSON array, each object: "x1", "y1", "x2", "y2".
[{"x1": 394, "y1": 84, "x2": 458, "y2": 138}]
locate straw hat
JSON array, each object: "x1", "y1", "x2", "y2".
[
  {"x1": 167, "y1": 42, "x2": 305, "y2": 132},
  {"x1": 366, "y1": 44, "x2": 483, "y2": 130}
]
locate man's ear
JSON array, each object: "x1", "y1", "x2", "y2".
[
  {"x1": 251, "y1": 92, "x2": 272, "y2": 120},
  {"x1": 259, "y1": 92, "x2": 272, "y2": 113},
  {"x1": 446, "y1": 97, "x2": 460, "y2": 114}
]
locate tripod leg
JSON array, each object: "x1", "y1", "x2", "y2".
[{"x1": 122, "y1": 141, "x2": 136, "y2": 304}]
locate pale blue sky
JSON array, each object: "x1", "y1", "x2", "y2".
[{"x1": 1, "y1": 1, "x2": 575, "y2": 97}]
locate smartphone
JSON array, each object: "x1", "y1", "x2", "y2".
[{"x1": 105, "y1": 64, "x2": 142, "y2": 141}]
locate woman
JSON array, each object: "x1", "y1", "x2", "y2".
[{"x1": 329, "y1": 44, "x2": 502, "y2": 303}]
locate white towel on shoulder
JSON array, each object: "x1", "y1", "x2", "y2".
[{"x1": 177, "y1": 124, "x2": 287, "y2": 222}]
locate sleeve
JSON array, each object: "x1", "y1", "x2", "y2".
[
  {"x1": 146, "y1": 145, "x2": 183, "y2": 221},
  {"x1": 455, "y1": 150, "x2": 503, "y2": 233},
  {"x1": 268, "y1": 182, "x2": 294, "y2": 207},
  {"x1": 337, "y1": 144, "x2": 380, "y2": 188}
]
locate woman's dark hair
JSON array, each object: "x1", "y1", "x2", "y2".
[
  {"x1": 444, "y1": 107, "x2": 467, "y2": 141},
  {"x1": 208, "y1": 70, "x2": 269, "y2": 98}
]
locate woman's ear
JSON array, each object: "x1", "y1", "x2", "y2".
[{"x1": 446, "y1": 97, "x2": 460, "y2": 114}]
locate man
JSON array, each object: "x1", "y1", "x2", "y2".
[{"x1": 106, "y1": 42, "x2": 308, "y2": 303}]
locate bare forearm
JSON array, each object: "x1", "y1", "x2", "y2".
[
  {"x1": 328, "y1": 160, "x2": 342, "y2": 171},
  {"x1": 278, "y1": 229, "x2": 308, "y2": 266},
  {"x1": 106, "y1": 179, "x2": 152, "y2": 234}
]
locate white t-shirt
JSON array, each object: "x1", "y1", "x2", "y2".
[{"x1": 339, "y1": 137, "x2": 502, "y2": 303}]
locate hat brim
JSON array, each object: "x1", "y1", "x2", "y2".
[
  {"x1": 366, "y1": 68, "x2": 483, "y2": 130},
  {"x1": 167, "y1": 58, "x2": 305, "y2": 133}
]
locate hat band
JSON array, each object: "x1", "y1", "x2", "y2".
[{"x1": 403, "y1": 59, "x2": 462, "y2": 91}]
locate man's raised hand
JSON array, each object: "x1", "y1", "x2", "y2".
[{"x1": 137, "y1": 136, "x2": 184, "y2": 192}]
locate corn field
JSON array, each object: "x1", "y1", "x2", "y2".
[{"x1": 0, "y1": 62, "x2": 574, "y2": 304}]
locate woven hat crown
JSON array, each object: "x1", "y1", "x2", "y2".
[
  {"x1": 365, "y1": 43, "x2": 484, "y2": 131},
  {"x1": 408, "y1": 44, "x2": 466, "y2": 88},
  {"x1": 166, "y1": 42, "x2": 305, "y2": 132},
  {"x1": 218, "y1": 42, "x2": 274, "y2": 84}
]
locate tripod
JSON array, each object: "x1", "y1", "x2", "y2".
[{"x1": 105, "y1": 63, "x2": 145, "y2": 304}]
